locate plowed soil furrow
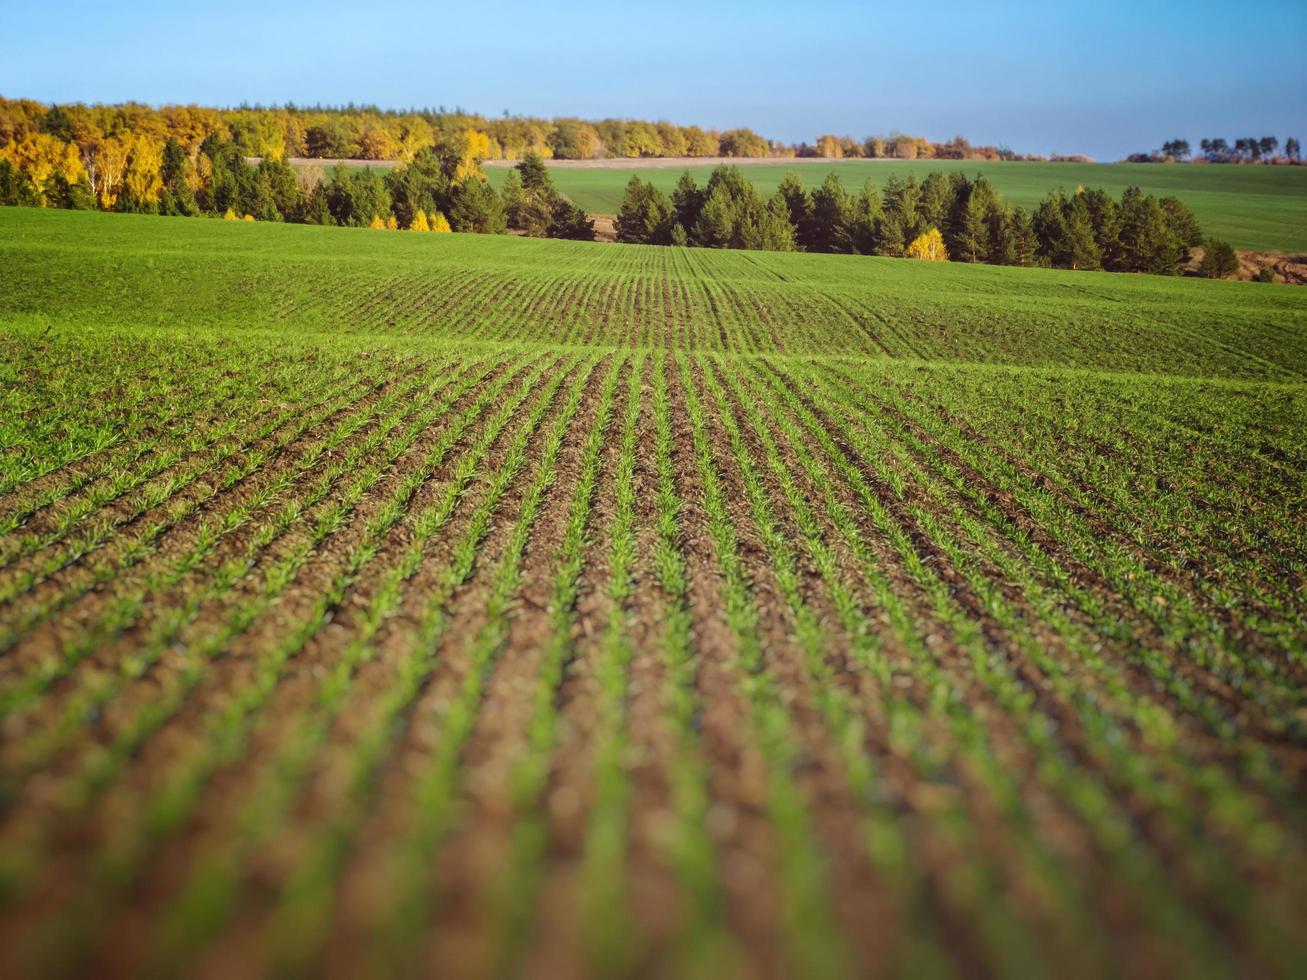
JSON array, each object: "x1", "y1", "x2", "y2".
[
  {"x1": 73, "y1": 355, "x2": 596, "y2": 980},
  {"x1": 0, "y1": 354, "x2": 571, "y2": 978},
  {"x1": 0, "y1": 354, "x2": 448, "y2": 677},
  {"x1": 0, "y1": 353, "x2": 390, "y2": 585},
  {"x1": 262, "y1": 353, "x2": 604, "y2": 980},
  {"x1": 751, "y1": 361, "x2": 1290, "y2": 974}
]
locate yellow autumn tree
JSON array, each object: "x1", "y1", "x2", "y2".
[
  {"x1": 242, "y1": 213, "x2": 255, "y2": 222},
  {"x1": 816, "y1": 134, "x2": 843, "y2": 159},
  {"x1": 410, "y1": 208, "x2": 430, "y2": 231},
  {"x1": 0, "y1": 133, "x2": 86, "y2": 202},
  {"x1": 369, "y1": 215, "x2": 386, "y2": 230},
  {"x1": 385, "y1": 214, "x2": 398, "y2": 230},
  {"x1": 121, "y1": 133, "x2": 164, "y2": 206},
  {"x1": 223, "y1": 207, "x2": 237, "y2": 220},
  {"x1": 429, "y1": 211, "x2": 452, "y2": 233},
  {"x1": 906, "y1": 227, "x2": 949, "y2": 261}
]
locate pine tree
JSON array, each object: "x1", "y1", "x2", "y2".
[
  {"x1": 1061, "y1": 197, "x2": 1102, "y2": 270},
  {"x1": 615, "y1": 176, "x2": 674, "y2": 244},
  {"x1": 430, "y1": 211, "x2": 452, "y2": 233},
  {"x1": 848, "y1": 180, "x2": 884, "y2": 255},
  {"x1": 1197, "y1": 239, "x2": 1238, "y2": 279},
  {"x1": 410, "y1": 208, "x2": 430, "y2": 231},
  {"x1": 807, "y1": 172, "x2": 853, "y2": 252},
  {"x1": 1010, "y1": 208, "x2": 1038, "y2": 266},
  {"x1": 917, "y1": 172, "x2": 952, "y2": 233},
  {"x1": 671, "y1": 171, "x2": 705, "y2": 235},
  {"x1": 776, "y1": 172, "x2": 811, "y2": 247},
  {"x1": 956, "y1": 189, "x2": 991, "y2": 263}
]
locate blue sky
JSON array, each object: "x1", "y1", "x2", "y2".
[{"x1": 3, "y1": 0, "x2": 1304, "y2": 160}]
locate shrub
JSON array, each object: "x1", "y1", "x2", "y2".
[
  {"x1": 1197, "y1": 240, "x2": 1239, "y2": 279},
  {"x1": 907, "y1": 228, "x2": 949, "y2": 261},
  {"x1": 1253, "y1": 266, "x2": 1276, "y2": 283}
]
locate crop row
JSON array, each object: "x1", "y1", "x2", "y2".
[{"x1": 0, "y1": 339, "x2": 1303, "y2": 978}]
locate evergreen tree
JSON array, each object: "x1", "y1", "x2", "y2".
[
  {"x1": 0, "y1": 159, "x2": 39, "y2": 206},
  {"x1": 1079, "y1": 188, "x2": 1121, "y2": 269},
  {"x1": 157, "y1": 138, "x2": 199, "y2": 216},
  {"x1": 548, "y1": 200, "x2": 596, "y2": 241},
  {"x1": 873, "y1": 213, "x2": 907, "y2": 257},
  {"x1": 986, "y1": 202, "x2": 1017, "y2": 266},
  {"x1": 1197, "y1": 239, "x2": 1238, "y2": 279},
  {"x1": 41, "y1": 169, "x2": 95, "y2": 210},
  {"x1": 385, "y1": 148, "x2": 449, "y2": 229},
  {"x1": 1032, "y1": 193, "x2": 1070, "y2": 265},
  {"x1": 448, "y1": 177, "x2": 507, "y2": 234},
  {"x1": 615, "y1": 175, "x2": 674, "y2": 244},
  {"x1": 500, "y1": 169, "x2": 527, "y2": 229},
  {"x1": 516, "y1": 151, "x2": 551, "y2": 194},
  {"x1": 847, "y1": 180, "x2": 884, "y2": 254},
  {"x1": 671, "y1": 170, "x2": 705, "y2": 234},
  {"x1": 1009, "y1": 208, "x2": 1038, "y2": 267},
  {"x1": 954, "y1": 184, "x2": 992, "y2": 263},
  {"x1": 1118, "y1": 186, "x2": 1186, "y2": 275},
  {"x1": 917, "y1": 172, "x2": 952, "y2": 235},
  {"x1": 738, "y1": 193, "x2": 797, "y2": 251},
  {"x1": 1062, "y1": 195, "x2": 1102, "y2": 270},
  {"x1": 807, "y1": 172, "x2": 853, "y2": 252},
  {"x1": 692, "y1": 183, "x2": 737, "y2": 247},
  {"x1": 776, "y1": 172, "x2": 812, "y2": 247},
  {"x1": 883, "y1": 174, "x2": 924, "y2": 243},
  {"x1": 1159, "y1": 196, "x2": 1203, "y2": 247}
]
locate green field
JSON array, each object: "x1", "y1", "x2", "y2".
[
  {"x1": 482, "y1": 159, "x2": 1307, "y2": 252},
  {"x1": 2, "y1": 207, "x2": 1306, "y2": 978}
]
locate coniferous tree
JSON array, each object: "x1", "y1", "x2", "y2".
[
  {"x1": 1032, "y1": 193, "x2": 1070, "y2": 265},
  {"x1": 848, "y1": 180, "x2": 884, "y2": 254},
  {"x1": 671, "y1": 170, "x2": 705, "y2": 240},
  {"x1": 1061, "y1": 195, "x2": 1102, "y2": 270},
  {"x1": 1079, "y1": 188, "x2": 1121, "y2": 269},
  {"x1": 448, "y1": 176, "x2": 507, "y2": 234},
  {"x1": 807, "y1": 172, "x2": 853, "y2": 252},
  {"x1": 954, "y1": 184, "x2": 992, "y2": 262},
  {"x1": 0, "y1": 159, "x2": 39, "y2": 206},
  {"x1": 1159, "y1": 196, "x2": 1203, "y2": 248},
  {"x1": 615, "y1": 176, "x2": 674, "y2": 244},
  {"x1": 986, "y1": 202, "x2": 1017, "y2": 266},
  {"x1": 1197, "y1": 239, "x2": 1238, "y2": 279},
  {"x1": 1117, "y1": 186, "x2": 1185, "y2": 275},
  {"x1": 1009, "y1": 207, "x2": 1038, "y2": 266},
  {"x1": 776, "y1": 172, "x2": 812, "y2": 248},
  {"x1": 917, "y1": 172, "x2": 952, "y2": 235}
]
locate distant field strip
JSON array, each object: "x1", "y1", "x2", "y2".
[
  {"x1": 480, "y1": 159, "x2": 1307, "y2": 252},
  {"x1": 1, "y1": 209, "x2": 1305, "y2": 978}
]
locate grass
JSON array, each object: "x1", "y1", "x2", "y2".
[{"x1": 0, "y1": 206, "x2": 1304, "y2": 979}]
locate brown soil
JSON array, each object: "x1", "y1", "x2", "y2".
[{"x1": 1185, "y1": 246, "x2": 1307, "y2": 284}]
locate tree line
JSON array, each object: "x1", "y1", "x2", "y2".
[
  {"x1": 617, "y1": 168, "x2": 1210, "y2": 275},
  {"x1": 0, "y1": 133, "x2": 595, "y2": 242},
  {"x1": 1130, "y1": 136, "x2": 1301, "y2": 164},
  {"x1": 0, "y1": 96, "x2": 1066, "y2": 170}
]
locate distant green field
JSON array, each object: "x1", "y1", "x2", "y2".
[
  {"x1": 3, "y1": 207, "x2": 1304, "y2": 378},
  {"x1": 482, "y1": 159, "x2": 1307, "y2": 252},
  {"x1": 2, "y1": 207, "x2": 1306, "y2": 979}
]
